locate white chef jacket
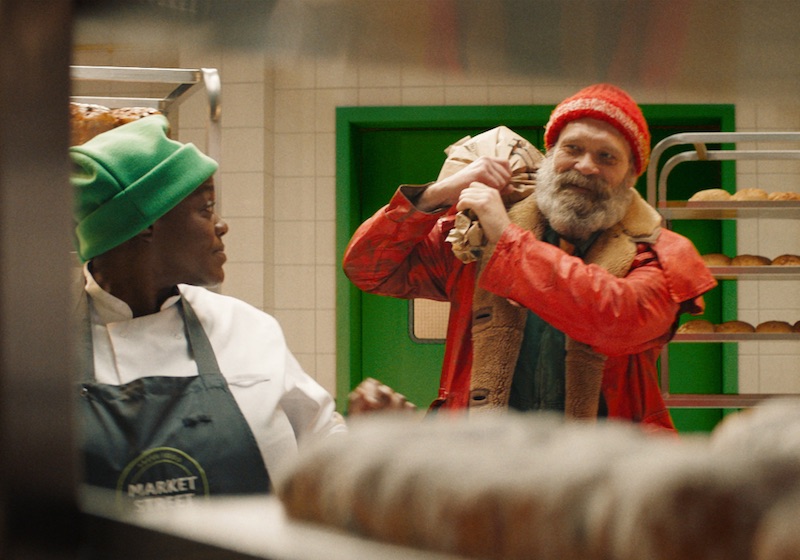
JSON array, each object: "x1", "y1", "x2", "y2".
[{"x1": 83, "y1": 265, "x2": 346, "y2": 479}]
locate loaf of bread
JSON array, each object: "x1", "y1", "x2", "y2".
[
  {"x1": 715, "y1": 320, "x2": 755, "y2": 333},
  {"x1": 702, "y1": 253, "x2": 732, "y2": 266},
  {"x1": 794, "y1": 321, "x2": 800, "y2": 333},
  {"x1": 731, "y1": 254, "x2": 772, "y2": 266},
  {"x1": 771, "y1": 254, "x2": 800, "y2": 266},
  {"x1": 70, "y1": 102, "x2": 116, "y2": 146},
  {"x1": 767, "y1": 191, "x2": 800, "y2": 201},
  {"x1": 278, "y1": 402, "x2": 800, "y2": 560},
  {"x1": 110, "y1": 106, "x2": 162, "y2": 125},
  {"x1": 731, "y1": 188, "x2": 769, "y2": 201},
  {"x1": 70, "y1": 102, "x2": 163, "y2": 145},
  {"x1": 756, "y1": 321, "x2": 794, "y2": 333},
  {"x1": 677, "y1": 319, "x2": 715, "y2": 333},
  {"x1": 689, "y1": 188, "x2": 731, "y2": 202}
]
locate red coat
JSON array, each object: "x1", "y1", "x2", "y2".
[{"x1": 343, "y1": 187, "x2": 717, "y2": 433}]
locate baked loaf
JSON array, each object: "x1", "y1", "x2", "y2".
[
  {"x1": 677, "y1": 319, "x2": 715, "y2": 333},
  {"x1": 702, "y1": 253, "x2": 732, "y2": 266},
  {"x1": 110, "y1": 106, "x2": 162, "y2": 125},
  {"x1": 767, "y1": 191, "x2": 800, "y2": 201},
  {"x1": 715, "y1": 320, "x2": 755, "y2": 333},
  {"x1": 731, "y1": 254, "x2": 772, "y2": 266},
  {"x1": 70, "y1": 102, "x2": 163, "y2": 145},
  {"x1": 689, "y1": 188, "x2": 731, "y2": 202},
  {"x1": 277, "y1": 401, "x2": 800, "y2": 560},
  {"x1": 70, "y1": 103, "x2": 116, "y2": 146},
  {"x1": 771, "y1": 254, "x2": 800, "y2": 266},
  {"x1": 731, "y1": 188, "x2": 769, "y2": 201},
  {"x1": 756, "y1": 321, "x2": 794, "y2": 333}
]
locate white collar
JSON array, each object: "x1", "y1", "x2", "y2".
[{"x1": 83, "y1": 262, "x2": 181, "y2": 325}]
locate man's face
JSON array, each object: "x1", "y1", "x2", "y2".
[
  {"x1": 151, "y1": 177, "x2": 229, "y2": 288},
  {"x1": 535, "y1": 118, "x2": 637, "y2": 241}
]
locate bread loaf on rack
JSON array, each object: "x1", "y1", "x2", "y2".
[
  {"x1": 756, "y1": 321, "x2": 794, "y2": 333},
  {"x1": 771, "y1": 254, "x2": 800, "y2": 266},
  {"x1": 731, "y1": 254, "x2": 772, "y2": 266},
  {"x1": 731, "y1": 188, "x2": 770, "y2": 201},
  {"x1": 715, "y1": 320, "x2": 756, "y2": 333},
  {"x1": 767, "y1": 191, "x2": 800, "y2": 201},
  {"x1": 70, "y1": 102, "x2": 163, "y2": 146},
  {"x1": 677, "y1": 319, "x2": 715, "y2": 333},
  {"x1": 701, "y1": 253, "x2": 732, "y2": 266},
  {"x1": 688, "y1": 188, "x2": 731, "y2": 201}
]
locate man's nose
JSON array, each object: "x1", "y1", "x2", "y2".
[
  {"x1": 216, "y1": 217, "x2": 229, "y2": 236},
  {"x1": 573, "y1": 153, "x2": 600, "y2": 175}
]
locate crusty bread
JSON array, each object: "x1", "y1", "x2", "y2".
[
  {"x1": 70, "y1": 102, "x2": 164, "y2": 146},
  {"x1": 677, "y1": 319, "x2": 715, "y2": 334},
  {"x1": 278, "y1": 404, "x2": 800, "y2": 560},
  {"x1": 702, "y1": 253, "x2": 732, "y2": 266},
  {"x1": 715, "y1": 320, "x2": 756, "y2": 333},
  {"x1": 689, "y1": 188, "x2": 731, "y2": 202},
  {"x1": 767, "y1": 191, "x2": 800, "y2": 201},
  {"x1": 794, "y1": 321, "x2": 800, "y2": 333},
  {"x1": 756, "y1": 321, "x2": 794, "y2": 333},
  {"x1": 731, "y1": 188, "x2": 769, "y2": 201},
  {"x1": 110, "y1": 106, "x2": 162, "y2": 125},
  {"x1": 771, "y1": 254, "x2": 800, "y2": 266},
  {"x1": 70, "y1": 102, "x2": 116, "y2": 146},
  {"x1": 731, "y1": 254, "x2": 772, "y2": 266}
]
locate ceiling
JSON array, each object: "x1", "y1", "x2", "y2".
[{"x1": 74, "y1": 0, "x2": 800, "y2": 99}]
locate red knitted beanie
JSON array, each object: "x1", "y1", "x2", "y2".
[{"x1": 544, "y1": 84, "x2": 650, "y2": 176}]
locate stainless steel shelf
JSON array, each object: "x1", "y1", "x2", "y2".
[
  {"x1": 673, "y1": 333, "x2": 800, "y2": 342},
  {"x1": 648, "y1": 132, "x2": 800, "y2": 411},
  {"x1": 658, "y1": 201, "x2": 800, "y2": 220},
  {"x1": 663, "y1": 393, "x2": 780, "y2": 408},
  {"x1": 70, "y1": 65, "x2": 222, "y2": 162}
]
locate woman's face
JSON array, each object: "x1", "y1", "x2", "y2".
[{"x1": 151, "y1": 177, "x2": 229, "y2": 288}]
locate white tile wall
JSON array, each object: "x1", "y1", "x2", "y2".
[{"x1": 73, "y1": 36, "x2": 800, "y2": 401}]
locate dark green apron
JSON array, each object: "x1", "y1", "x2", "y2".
[{"x1": 78, "y1": 291, "x2": 270, "y2": 510}]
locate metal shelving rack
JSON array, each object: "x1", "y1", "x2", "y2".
[
  {"x1": 70, "y1": 65, "x2": 222, "y2": 162},
  {"x1": 647, "y1": 132, "x2": 800, "y2": 409}
]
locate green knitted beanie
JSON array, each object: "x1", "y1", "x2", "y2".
[{"x1": 70, "y1": 115, "x2": 219, "y2": 262}]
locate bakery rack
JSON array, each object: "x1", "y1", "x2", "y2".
[
  {"x1": 70, "y1": 65, "x2": 221, "y2": 162},
  {"x1": 647, "y1": 132, "x2": 800, "y2": 409}
]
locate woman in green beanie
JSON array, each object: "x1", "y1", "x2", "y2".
[{"x1": 71, "y1": 115, "x2": 410, "y2": 509}]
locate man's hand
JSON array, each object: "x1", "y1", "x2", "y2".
[
  {"x1": 456, "y1": 182, "x2": 512, "y2": 243},
  {"x1": 416, "y1": 156, "x2": 512, "y2": 212},
  {"x1": 348, "y1": 377, "x2": 417, "y2": 415}
]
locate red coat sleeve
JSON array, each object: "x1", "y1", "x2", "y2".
[{"x1": 342, "y1": 187, "x2": 462, "y2": 302}]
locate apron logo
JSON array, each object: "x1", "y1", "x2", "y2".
[{"x1": 117, "y1": 447, "x2": 210, "y2": 512}]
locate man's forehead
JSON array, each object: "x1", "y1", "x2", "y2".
[
  {"x1": 558, "y1": 118, "x2": 626, "y2": 142},
  {"x1": 557, "y1": 118, "x2": 631, "y2": 158}
]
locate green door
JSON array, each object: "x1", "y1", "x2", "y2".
[{"x1": 336, "y1": 104, "x2": 735, "y2": 432}]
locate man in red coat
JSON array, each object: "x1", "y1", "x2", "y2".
[{"x1": 343, "y1": 84, "x2": 716, "y2": 433}]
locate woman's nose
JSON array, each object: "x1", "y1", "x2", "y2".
[{"x1": 216, "y1": 217, "x2": 229, "y2": 236}]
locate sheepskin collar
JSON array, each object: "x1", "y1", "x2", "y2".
[{"x1": 468, "y1": 190, "x2": 662, "y2": 417}]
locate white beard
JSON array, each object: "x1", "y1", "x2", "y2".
[{"x1": 533, "y1": 155, "x2": 634, "y2": 242}]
